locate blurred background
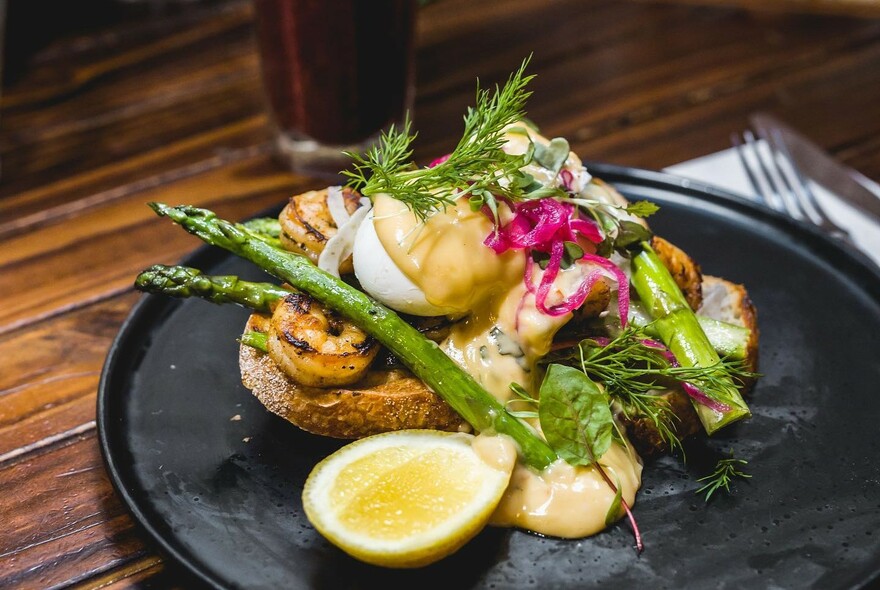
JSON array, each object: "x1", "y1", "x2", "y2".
[{"x1": 3, "y1": 0, "x2": 879, "y2": 201}]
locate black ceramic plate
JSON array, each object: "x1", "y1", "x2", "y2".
[{"x1": 98, "y1": 164, "x2": 880, "y2": 590}]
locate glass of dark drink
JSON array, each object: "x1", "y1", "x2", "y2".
[{"x1": 252, "y1": 0, "x2": 416, "y2": 178}]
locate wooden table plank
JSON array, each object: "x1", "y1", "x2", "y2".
[
  {"x1": 0, "y1": 294, "x2": 137, "y2": 459},
  {"x1": 70, "y1": 557, "x2": 168, "y2": 590},
  {"x1": 412, "y1": 1, "x2": 880, "y2": 175},
  {"x1": 1, "y1": 2, "x2": 259, "y2": 195},
  {"x1": 634, "y1": 0, "x2": 880, "y2": 18},
  {"x1": 69, "y1": 557, "x2": 200, "y2": 590},
  {"x1": 0, "y1": 154, "x2": 318, "y2": 334},
  {"x1": 0, "y1": 435, "x2": 148, "y2": 590},
  {"x1": 0, "y1": 122, "x2": 272, "y2": 240}
]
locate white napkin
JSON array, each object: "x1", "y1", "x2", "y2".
[{"x1": 665, "y1": 146, "x2": 880, "y2": 267}]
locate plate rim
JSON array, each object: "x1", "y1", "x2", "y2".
[
  {"x1": 97, "y1": 164, "x2": 880, "y2": 590},
  {"x1": 97, "y1": 240, "x2": 236, "y2": 589}
]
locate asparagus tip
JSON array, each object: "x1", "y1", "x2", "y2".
[{"x1": 147, "y1": 202, "x2": 168, "y2": 216}]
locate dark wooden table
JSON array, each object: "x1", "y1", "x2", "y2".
[{"x1": 1, "y1": 1, "x2": 879, "y2": 587}]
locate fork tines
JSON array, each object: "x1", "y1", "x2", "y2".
[{"x1": 732, "y1": 126, "x2": 851, "y2": 240}]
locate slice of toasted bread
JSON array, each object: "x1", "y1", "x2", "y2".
[
  {"x1": 699, "y1": 275, "x2": 759, "y2": 375},
  {"x1": 239, "y1": 314, "x2": 466, "y2": 439}
]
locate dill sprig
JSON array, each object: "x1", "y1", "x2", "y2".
[
  {"x1": 343, "y1": 57, "x2": 542, "y2": 222},
  {"x1": 545, "y1": 326, "x2": 755, "y2": 451},
  {"x1": 577, "y1": 330, "x2": 682, "y2": 451},
  {"x1": 696, "y1": 456, "x2": 751, "y2": 501}
]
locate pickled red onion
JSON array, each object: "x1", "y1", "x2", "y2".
[
  {"x1": 428, "y1": 154, "x2": 451, "y2": 168},
  {"x1": 484, "y1": 198, "x2": 601, "y2": 254},
  {"x1": 560, "y1": 169, "x2": 574, "y2": 192},
  {"x1": 485, "y1": 197, "x2": 629, "y2": 323}
]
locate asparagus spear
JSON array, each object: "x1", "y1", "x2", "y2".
[
  {"x1": 149, "y1": 203, "x2": 558, "y2": 470},
  {"x1": 240, "y1": 217, "x2": 283, "y2": 247},
  {"x1": 135, "y1": 264, "x2": 290, "y2": 312},
  {"x1": 630, "y1": 241, "x2": 750, "y2": 434},
  {"x1": 628, "y1": 304, "x2": 752, "y2": 361},
  {"x1": 693, "y1": 316, "x2": 750, "y2": 361},
  {"x1": 135, "y1": 264, "x2": 282, "y2": 353},
  {"x1": 142, "y1": 263, "x2": 753, "y2": 364},
  {"x1": 240, "y1": 330, "x2": 268, "y2": 352}
]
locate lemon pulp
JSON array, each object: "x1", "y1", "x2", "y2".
[
  {"x1": 303, "y1": 430, "x2": 515, "y2": 568},
  {"x1": 332, "y1": 447, "x2": 487, "y2": 539}
]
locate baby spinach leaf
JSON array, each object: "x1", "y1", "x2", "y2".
[
  {"x1": 614, "y1": 220, "x2": 653, "y2": 251},
  {"x1": 538, "y1": 364, "x2": 614, "y2": 466}
]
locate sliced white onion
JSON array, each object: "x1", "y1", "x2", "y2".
[
  {"x1": 318, "y1": 197, "x2": 372, "y2": 277},
  {"x1": 326, "y1": 186, "x2": 351, "y2": 228}
]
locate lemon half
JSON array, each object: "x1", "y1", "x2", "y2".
[{"x1": 302, "y1": 430, "x2": 515, "y2": 568}]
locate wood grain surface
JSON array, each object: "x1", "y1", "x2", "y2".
[
  {"x1": 1, "y1": 0, "x2": 879, "y2": 587},
  {"x1": 637, "y1": 0, "x2": 880, "y2": 18}
]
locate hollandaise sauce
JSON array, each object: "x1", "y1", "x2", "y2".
[{"x1": 369, "y1": 193, "x2": 643, "y2": 539}]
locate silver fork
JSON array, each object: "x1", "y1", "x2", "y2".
[{"x1": 731, "y1": 127, "x2": 852, "y2": 241}]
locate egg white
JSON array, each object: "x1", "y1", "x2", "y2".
[{"x1": 353, "y1": 210, "x2": 457, "y2": 317}]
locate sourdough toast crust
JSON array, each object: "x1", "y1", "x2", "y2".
[{"x1": 240, "y1": 313, "x2": 466, "y2": 439}]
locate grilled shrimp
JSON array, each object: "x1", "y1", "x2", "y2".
[
  {"x1": 279, "y1": 187, "x2": 363, "y2": 274},
  {"x1": 268, "y1": 292, "x2": 378, "y2": 387}
]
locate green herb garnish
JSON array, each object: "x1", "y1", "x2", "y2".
[
  {"x1": 612, "y1": 220, "x2": 654, "y2": 251},
  {"x1": 538, "y1": 364, "x2": 614, "y2": 466},
  {"x1": 537, "y1": 363, "x2": 643, "y2": 551},
  {"x1": 545, "y1": 327, "x2": 756, "y2": 453},
  {"x1": 533, "y1": 137, "x2": 571, "y2": 175},
  {"x1": 625, "y1": 201, "x2": 660, "y2": 218},
  {"x1": 506, "y1": 382, "x2": 539, "y2": 419},
  {"x1": 344, "y1": 57, "x2": 557, "y2": 223},
  {"x1": 531, "y1": 240, "x2": 585, "y2": 270},
  {"x1": 696, "y1": 456, "x2": 751, "y2": 501}
]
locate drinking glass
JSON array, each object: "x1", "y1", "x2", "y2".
[{"x1": 252, "y1": 0, "x2": 416, "y2": 178}]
